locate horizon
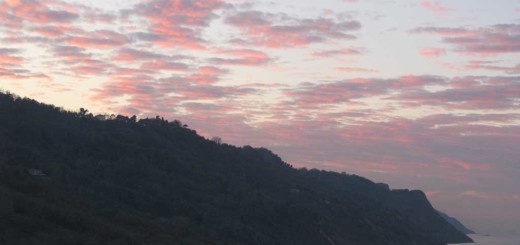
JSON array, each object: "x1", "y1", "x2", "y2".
[{"x1": 1, "y1": 0, "x2": 519, "y2": 236}]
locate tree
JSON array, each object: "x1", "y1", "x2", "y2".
[
  {"x1": 211, "y1": 137, "x2": 222, "y2": 145},
  {"x1": 79, "y1": 108, "x2": 88, "y2": 116}
]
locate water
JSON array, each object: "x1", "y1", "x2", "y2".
[{"x1": 452, "y1": 234, "x2": 520, "y2": 245}]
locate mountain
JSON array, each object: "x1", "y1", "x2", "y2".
[
  {"x1": 0, "y1": 92, "x2": 473, "y2": 245},
  {"x1": 438, "y1": 211, "x2": 475, "y2": 234}
]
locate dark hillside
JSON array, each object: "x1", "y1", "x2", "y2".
[
  {"x1": 438, "y1": 211, "x2": 475, "y2": 235},
  {"x1": 0, "y1": 92, "x2": 473, "y2": 245}
]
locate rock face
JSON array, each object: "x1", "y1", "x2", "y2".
[
  {"x1": 438, "y1": 211, "x2": 475, "y2": 234},
  {"x1": 386, "y1": 190, "x2": 474, "y2": 244},
  {"x1": 0, "y1": 92, "x2": 473, "y2": 245}
]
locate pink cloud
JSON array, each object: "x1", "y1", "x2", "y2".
[
  {"x1": 284, "y1": 75, "x2": 448, "y2": 108},
  {"x1": 335, "y1": 67, "x2": 378, "y2": 73},
  {"x1": 413, "y1": 24, "x2": 520, "y2": 56},
  {"x1": 68, "y1": 30, "x2": 129, "y2": 49},
  {"x1": 225, "y1": 10, "x2": 361, "y2": 48},
  {"x1": 113, "y1": 48, "x2": 168, "y2": 62},
  {"x1": 0, "y1": 67, "x2": 49, "y2": 80},
  {"x1": 83, "y1": 9, "x2": 116, "y2": 23},
  {"x1": 284, "y1": 80, "x2": 383, "y2": 107},
  {"x1": 52, "y1": 45, "x2": 91, "y2": 61},
  {"x1": 211, "y1": 49, "x2": 272, "y2": 66},
  {"x1": 280, "y1": 75, "x2": 519, "y2": 112},
  {"x1": 5, "y1": 0, "x2": 22, "y2": 7},
  {"x1": 140, "y1": 60, "x2": 190, "y2": 72},
  {"x1": 132, "y1": 0, "x2": 224, "y2": 49},
  {"x1": 135, "y1": 0, "x2": 223, "y2": 26},
  {"x1": 420, "y1": 0, "x2": 450, "y2": 15},
  {"x1": 420, "y1": 48, "x2": 446, "y2": 57},
  {"x1": 0, "y1": 49, "x2": 23, "y2": 65},
  {"x1": 413, "y1": 26, "x2": 470, "y2": 36},
  {"x1": 395, "y1": 77, "x2": 520, "y2": 109},
  {"x1": 28, "y1": 9, "x2": 79, "y2": 23},
  {"x1": 312, "y1": 48, "x2": 364, "y2": 57},
  {"x1": 69, "y1": 65, "x2": 106, "y2": 75},
  {"x1": 437, "y1": 158, "x2": 491, "y2": 171},
  {"x1": 460, "y1": 191, "x2": 520, "y2": 201},
  {"x1": 112, "y1": 67, "x2": 151, "y2": 77},
  {"x1": 91, "y1": 68, "x2": 255, "y2": 115},
  {"x1": 4, "y1": 0, "x2": 79, "y2": 24},
  {"x1": 67, "y1": 59, "x2": 111, "y2": 76},
  {"x1": 465, "y1": 61, "x2": 520, "y2": 74},
  {"x1": 185, "y1": 66, "x2": 228, "y2": 85}
]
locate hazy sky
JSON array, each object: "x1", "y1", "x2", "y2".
[{"x1": 1, "y1": 0, "x2": 519, "y2": 235}]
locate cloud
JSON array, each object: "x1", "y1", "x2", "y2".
[
  {"x1": 0, "y1": 49, "x2": 23, "y2": 65},
  {"x1": 134, "y1": 0, "x2": 223, "y2": 27},
  {"x1": 140, "y1": 60, "x2": 191, "y2": 72},
  {"x1": 30, "y1": 26, "x2": 81, "y2": 38},
  {"x1": 283, "y1": 75, "x2": 447, "y2": 108},
  {"x1": 0, "y1": 48, "x2": 20, "y2": 54},
  {"x1": 420, "y1": 0, "x2": 450, "y2": 15},
  {"x1": 2, "y1": 0, "x2": 79, "y2": 24},
  {"x1": 130, "y1": 0, "x2": 224, "y2": 49},
  {"x1": 413, "y1": 24, "x2": 520, "y2": 56},
  {"x1": 67, "y1": 59, "x2": 112, "y2": 76},
  {"x1": 91, "y1": 70, "x2": 256, "y2": 115},
  {"x1": 184, "y1": 66, "x2": 228, "y2": 85},
  {"x1": 464, "y1": 61, "x2": 520, "y2": 74},
  {"x1": 52, "y1": 45, "x2": 91, "y2": 60},
  {"x1": 225, "y1": 10, "x2": 361, "y2": 48},
  {"x1": 436, "y1": 158, "x2": 491, "y2": 171},
  {"x1": 0, "y1": 67, "x2": 49, "y2": 80},
  {"x1": 335, "y1": 67, "x2": 378, "y2": 73},
  {"x1": 460, "y1": 190, "x2": 520, "y2": 201},
  {"x1": 312, "y1": 48, "x2": 364, "y2": 57},
  {"x1": 211, "y1": 49, "x2": 272, "y2": 66},
  {"x1": 30, "y1": 9, "x2": 79, "y2": 23},
  {"x1": 395, "y1": 76, "x2": 520, "y2": 109},
  {"x1": 68, "y1": 30, "x2": 129, "y2": 49},
  {"x1": 420, "y1": 48, "x2": 446, "y2": 58},
  {"x1": 5, "y1": 0, "x2": 22, "y2": 7},
  {"x1": 284, "y1": 80, "x2": 381, "y2": 107},
  {"x1": 113, "y1": 48, "x2": 169, "y2": 62}
]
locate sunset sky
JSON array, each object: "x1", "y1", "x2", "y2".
[{"x1": 1, "y1": 0, "x2": 519, "y2": 235}]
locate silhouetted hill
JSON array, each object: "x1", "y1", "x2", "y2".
[
  {"x1": 438, "y1": 211, "x2": 475, "y2": 234},
  {"x1": 0, "y1": 92, "x2": 473, "y2": 245}
]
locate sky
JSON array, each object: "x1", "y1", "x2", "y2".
[{"x1": 1, "y1": 0, "x2": 519, "y2": 236}]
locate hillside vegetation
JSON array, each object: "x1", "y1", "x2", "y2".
[{"x1": 0, "y1": 92, "x2": 472, "y2": 245}]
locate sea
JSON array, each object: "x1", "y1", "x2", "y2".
[{"x1": 452, "y1": 234, "x2": 520, "y2": 245}]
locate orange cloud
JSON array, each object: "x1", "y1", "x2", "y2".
[{"x1": 5, "y1": 0, "x2": 22, "y2": 7}]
